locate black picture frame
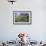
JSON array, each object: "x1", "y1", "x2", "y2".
[{"x1": 13, "y1": 11, "x2": 32, "y2": 25}]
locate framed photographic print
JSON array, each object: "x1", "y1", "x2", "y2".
[{"x1": 13, "y1": 11, "x2": 32, "y2": 25}]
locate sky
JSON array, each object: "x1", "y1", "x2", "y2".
[{"x1": 15, "y1": 12, "x2": 32, "y2": 16}]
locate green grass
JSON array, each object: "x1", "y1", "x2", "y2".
[{"x1": 15, "y1": 16, "x2": 29, "y2": 22}]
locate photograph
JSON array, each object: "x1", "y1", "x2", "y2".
[{"x1": 13, "y1": 11, "x2": 32, "y2": 25}]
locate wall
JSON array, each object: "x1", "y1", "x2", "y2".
[{"x1": 0, "y1": 0, "x2": 46, "y2": 41}]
